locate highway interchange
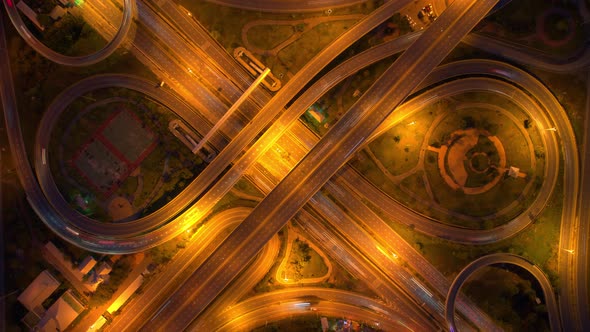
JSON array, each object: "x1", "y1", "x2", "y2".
[{"x1": 1, "y1": 0, "x2": 589, "y2": 331}]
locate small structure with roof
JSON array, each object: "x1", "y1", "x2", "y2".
[
  {"x1": 508, "y1": 166, "x2": 526, "y2": 179},
  {"x1": 306, "y1": 104, "x2": 326, "y2": 123},
  {"x1": 79, "y1": 256, "x2": 97, "y2": 275},
  {"x1": 95, "y1": 261, "x2": 113, "y2": 276},
  {"x1": 49, "y1": 5, "x2": 66, "y2": 20}
]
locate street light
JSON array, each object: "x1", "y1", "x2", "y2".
[
  {"x1": 545, "y1": 127, "x2": 557, "y2": 132},
  {"x1": 563, "y1": 248, "x2": 574, "y2": 254}
]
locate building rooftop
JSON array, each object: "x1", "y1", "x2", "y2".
[
  {"x1": 107, "y1": 274, "x2": 143, "y2": 314},
  {"x1": 17, "y1": 270, "x2": 61, "y2": 312},
  {"x1": 79, "y1": 256, "x2": 97, "y2": 275},
  {"x1": 36, "y1": 289, "x2": 85, "y2": 332}
]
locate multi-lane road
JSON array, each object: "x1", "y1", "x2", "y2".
[
  {"x1": 445, "y1": 253, "x2": 561, "y2": 332},
  {"x1": 142, "y1": 1, "x2": 501, "y2": 329},
  {"x1": 201, "y1": 287, "x2": 418, "y2": 331},
  {"x1": 2, "y1": 0, "x2": 588, "y2": 330},
  {"x1": 14, "y1": 0, "x2": 416, "y2": 253},
  {"x1": 2, "y1": 0, "x2": 135, "y2": 66}
]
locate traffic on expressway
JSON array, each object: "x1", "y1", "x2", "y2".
[{"x1": 1, "y1": 0, "x2": 589, "y2": 331}]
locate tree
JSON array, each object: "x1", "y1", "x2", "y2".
[
  {"x1": 461, "y1": 116, "x2": 476, "y2": 129},
  {"x1": 37, "y1": 14, "x2": 52, "y2": 29},
  {"x1": 534, "y1": 146, "x2": 545, "y2": 159}
]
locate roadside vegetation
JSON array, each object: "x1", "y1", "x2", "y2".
[
  {"x1": 350, "y1": 93, "x2": 544, "y2": 229},
  {"x1": 6, "y1": 15, "x2": 156, "y2": 160},
  {"x1": 463, "y1": 266, "x2": 550, "y2": 331},
  {"x1": 252, "y1": 316, "x2": 382, "y2": 332},
  {"x1": 365, "y1": 162, "x2": 563, "y2": 289},
  {"x1": 89, "y1": 256, "x2": 134, "y2": 307},
  {"x1": 253, "y1": 223, "x2": 376, "y2": 297},
  {"x1": 48, "y1": 89, "x2": 207, "y2": 222},
  {"x1": 527, "y1": 69, "x2": 588, "y2": 148},
  {"x1": 180, "y1": 0, "x2": 382, "y2": 84},
  {"x1": 478, "y1": 0, "x2": 585, "y2": 55},
  {"x1": 284, "y1": 238, "x2": 329, "y2": 281}
]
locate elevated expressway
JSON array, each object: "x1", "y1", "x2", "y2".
[
  {"x1": 201, "y1": 288, "x2": 414, "y2": 331},
  {"x1": 462, "y1": 33, "x2": 590, "y2": 74},
  {"x1": 19, "y1": 0, "x2": 416, "y2": 253},
  {"x1": 202, "y1": 0, "x2": 370, "y2": 12},
  {"x1": 2, "y1": 0, "x2": 136, "y2": 66},
  {"x1": 28, "y1": 10, "x2": 571, "y2": 249},
  {"x1": 190, "y1": 207, "x2": 437, "y2": 332},
  {"x1": 445, "y1": 253, "x2": 561, "y2": 332},
  {"x1": 105, "y1": 208, "x2": 280, "y2": 332},
  {"x1": 577, "y1": 69, "x2": 590, "y2": 332},
  {"x1": 3, "y1": 0, "x2": 583, "y2": 329},
  {"x1": 11, "y1": 0, "x2": 568, "y2": 326},
  {"x1": 143, "y1": 0, "x2": 502, "y2": 329},
  {"x1": 227, "y1": 70, "x2": 561, "y2": 331}
]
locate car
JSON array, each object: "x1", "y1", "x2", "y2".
[{"x1": 404, "y1": 14, "x2": 416, "y2": 27}]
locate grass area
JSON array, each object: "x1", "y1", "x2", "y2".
[
  {"x1": 463, "y1": 266, "x2": 550, "y2": 331},
  {"x1": 148, "y1": 233, "x2": 190, "y2": 266},
  {"x1": 300, "y1": 55, "x2": 398, "y2": 137},
  {"x1": 526, "y1": 69, "x2": 588, "y2": 148},
  {"x1": 247, "y1": 24, "x2": 295, "y2": 50},
  {"x1": 252, "y1": 223, "x2": 376, "y2": 298},
  {"x1": 179, "y1": 0, "x2": 380, "y2": 84},
  {"x1": 284, "y1": 238, "x2": 329, "y2": 281},
  {"x1": 40, "y1": 13, "x2": 107, "y2": 56},
  {"x1": 180, "y1": 0, "x2": 380, "y2": 50},
  {"x1": 368, "y1": 102, "x2": 438, "y2": 176},
  {"x1": 6, "y1": 12, "x2": 157, "y2": 169},
  {"x1": 479, "y1": 0, "x2": 586, "y2": 55},
  {"x1": 365, "y1": 161, "x2": 563, "y2": 284},
  {"x1": 234, "y1": 178, "x2": 264, "y2": 198},
  {"x1": 300, "y1": 250, "x2": 328, "y2": 278},
  {"x1": 351, "y1": 93, "x2": 544, "y2": 229},
  {"x1": 251, "y1": 316, "x2": 323, "y2": 332},
  {"x1": 276, "y1": 19, "x2": 360, "y2": 74},
  {"x1": 47, "y1": 88, "x2": 208, "y2": 221}
]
